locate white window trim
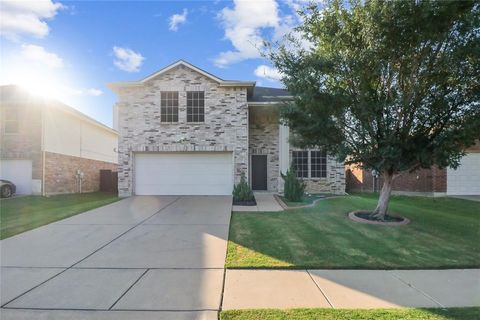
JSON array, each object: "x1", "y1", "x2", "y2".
[{"x1": 291, "y1": 149, "x2": 327, "y2": 180}]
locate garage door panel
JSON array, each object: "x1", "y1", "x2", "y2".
[
  {"x1": 134, "y1": 152, "x2": 233, "y2": 195},
  {"x1": 0, "y1": 160, "x2": 33, "y2": 195},
  {"x1": 447, "y1": 153, "x2": 480, "y2": 195}
]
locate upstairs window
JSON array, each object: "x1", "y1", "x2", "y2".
[
  {"x1": 3, "y1": 108, "x2": 19, "y2": 134},
  {"x1": 160, "y1": 91, "x2": 179, "y2": 122},
  {"x1": 292, "y1": 151, "x2": 309, "y2": 178},
  {"x1": 187, "y1": 91, "x2": 205, "y2": 122},
  {"x1": 311, "y1": 150, "x2": 327, "y2": 178}
]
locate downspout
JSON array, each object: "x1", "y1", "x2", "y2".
[{"x1": 41, "y1": 107, "x2": 46, "y2": 196}]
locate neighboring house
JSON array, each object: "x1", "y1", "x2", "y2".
[
  {"x1": 346, "y1": 142, "x2": 480, "y2": 196},
  {"x1": 108, "y1": 60, "x2": 345, "y2": 197},
  {"x1": 0, "y1": 85, "x2": 118, "y2": 196}
]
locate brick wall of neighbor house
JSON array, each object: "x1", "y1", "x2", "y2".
[
  {"x1": 116, "y1": 65, "x2": 249, "y2": 197},
  {"x1": 0, "y1": 102, "x2": 43, "y2": 181},
  {"x1": 249, "y1": 108, "x2": 280, "y2": 191},
  {"x1": 346, "y1": 165, "x2": 447, "y2": 194},
  {"x1": 44, "y1": 151, "x2": 117, "y2": 194},
  {"x1": 466, "y1": 141, "x2": 480, "y2": 152}
]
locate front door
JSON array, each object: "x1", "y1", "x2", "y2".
[{"x1": 252, "y1": 155, "x2": 268, "y2": 190}]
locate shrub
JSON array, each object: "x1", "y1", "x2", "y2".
[
  {"x1": 233, "y1": 173, "x2": 255, "y2": 202},
  {"x1": 282, "y1": 165, "x2": 305, "y2": 202}
]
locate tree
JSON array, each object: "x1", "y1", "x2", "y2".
[
  {"x1": 282, "y1": 165, "x2": 306, "y2": 202},
  {"x1": 268, "y1": 0, "x2": 480, "y2": 220}
]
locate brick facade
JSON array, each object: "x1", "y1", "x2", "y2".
[
  {"x1": 0, "y1": 102, "x2": 43, "y2": 182},
  {"x1": 116, "y1": 64, "x2": 249, "y2": 197},
  {"x1": 346, "y1": 165, "x2": 447, "y2": 194},
  {"x1": 1, "y1": 86, "x2": 118, "y2": 196},
  {"x1": 44, "y1": 152, "x2": 117, "y2": 195},
  {"x1": 249, "y1": 108, "x2": 280, "y2": 191}
]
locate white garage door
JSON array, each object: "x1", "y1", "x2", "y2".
[
  {"x1": 134, "y1": 152, "x2": 233, "y2": 195},
  {"x1": 0, "y1": 160, "x2": 33, "y2": 195},
  {"x1": 447, "y1": 153, "x2": 480, "y2": 195}
]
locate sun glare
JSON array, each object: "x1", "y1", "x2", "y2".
[{"x1": 12, "y1": 73, "x2": 62, "y2": 100}]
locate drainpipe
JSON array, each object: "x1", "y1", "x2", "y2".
[{"x1": 75, "y1": 170, "x2": 84, "y2": 193}]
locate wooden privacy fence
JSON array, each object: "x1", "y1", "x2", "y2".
[{"x1": 100, "y1": 169, "x2": 118, "y2": 193}]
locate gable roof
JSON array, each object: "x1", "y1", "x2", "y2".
[
  {"x1": 248, "y1": 86, "x2": 292, "y2": 103},
  {"x1": 107, "y1": 60, "x2": 256, "y2": 92},
  {"x1": 0, "y1": 85, "x2": 117, "y2": 135}
]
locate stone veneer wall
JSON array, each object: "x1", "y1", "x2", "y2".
[
  {"x1": 249, "y1": 109, "x2": 280, "y2": 191},
  {"x1": 44, "y1": 151, "x2": 117, "y2": 195},
  {"x1": 288, "y1": 147, "x2": 346, "y2": 195},
  {"x1": 116, "y1": 65, "x2": 249, "y2": 197},
  {"x1": 303, "y1": 155, "x2": 346, "y2": 194}
]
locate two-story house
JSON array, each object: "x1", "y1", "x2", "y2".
[
  {"x1": 0, "y1": 85, "x2": 118, "y2": 196},
  {"x1": 108, "y1": 60, "x2": 345, "y2": 197}
]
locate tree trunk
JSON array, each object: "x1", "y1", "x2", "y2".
[{"x1": 370, "y1": 171, "x2": 394, "y2": 220}]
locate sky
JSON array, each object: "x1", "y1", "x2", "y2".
[{"x1": 0, "y1": 0, "x2": 311, "y2": 128}]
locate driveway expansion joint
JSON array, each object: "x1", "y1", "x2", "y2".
[
  {"x1": 109, "y1": 269, "x2": 150, "y2": 310},
  {"x1": 306, "y1": 269, "x2": 334, "y2": 308},
  {"x1": 389, "y1": 271, "x2": 446, "y2": 308}
]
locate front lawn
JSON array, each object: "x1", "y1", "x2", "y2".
[
  {"x1": 227, "y1": 194, "x2": 480, "y2": 269},
  {"x1": 0, "y1": 192, "x2": 119, "y2": 239},
  {"x1": 220, "y1": 307, "x2": 480, "y2": 320},
  {"x1": 279, "y1": 194, "x2": 324, "y2": 208}
]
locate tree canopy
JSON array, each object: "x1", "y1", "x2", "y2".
[{"x1": 269, "y1": 0, "x2": 480, "y2": 218}]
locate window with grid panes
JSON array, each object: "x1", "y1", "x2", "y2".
[
  {"x1": 311, "y1": 150, "x2": 327, "y2": 178},
  {"x1": 160, "y1": 91, "x2": 179, "y2": 122},
  {"x1": 187, "y1": 91, "x2": 205, "y2": 122},
  {"x1": 292, "y1": 151, "x2": 309, "y2": 178}
]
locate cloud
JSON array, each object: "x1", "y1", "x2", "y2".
[
  {"x1": 66, "y1": 87, "x2": 103, "y2": 97},
  {"x1": 169, "y1": 9, "x2": 188, "y2": 31},
  {"x1": 214, "y1": 0, "x2": 316, "y2": 67},
  {"x1": 254, "y1": 64, "x2": 283, "y2": 81},
  {"x1": 214, "y1": 0, "x2": 279, "y2": 67},
  {"x1": 112, "y1": 46, "x2": 144, "y2": 72},
  {"x1": 21, "y1": 44, "x2": 63, "y2": 68},
  {"x1": 0, "y1": 0, "x2": 64, "y2": 39}
]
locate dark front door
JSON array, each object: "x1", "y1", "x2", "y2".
[{"x1": 252, "y1": 155, "x2": 268, "y2": 190}]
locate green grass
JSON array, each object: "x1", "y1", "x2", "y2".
[
  {"x1": 220, "y1": 307, "x2": 480, "y2": 320},
  {"x1": 227, "y1": 194, "x2": 480, "y2": 269},
  {"x1": 280, "y1": 194, "x2": 324, "y2": 207},
  {"x1": 0, "y1": 192, "x2": 119, "y2": 239}
]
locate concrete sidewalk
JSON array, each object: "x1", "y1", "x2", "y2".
[
  {"x1": 222, "y1": 269, "x2": 480, "y2": 310},
  {"x1": 232, "y1": 193, "x2": 284, "y2": 212}
]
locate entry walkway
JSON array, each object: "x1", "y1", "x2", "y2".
[
  {"x1": 232, "y1": 192, "x2": 284, "y2": 212},
  {"x1": 222, "y1": 269, "x2": 480, "y2": 309}
]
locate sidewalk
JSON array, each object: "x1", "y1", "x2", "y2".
[{"x1": 222, "y1": 269, "x2": 480, "y2": 310}]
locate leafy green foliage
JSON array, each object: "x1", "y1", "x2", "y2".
[
  {"x1": 281, "y1": 166, "x2": 305, "y2": 202},
  {"x1": 233, "y1": 173, "x2": 255, "y2": 202},
  {"x1": 269, "y1": 0, "x2": 480, "y2": 175}
]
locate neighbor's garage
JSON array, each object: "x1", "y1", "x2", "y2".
[
  {"x1": 134, "y1": 152, "x2": 234, "y2": 195},
  {"x1": 0, "y1": 159, "x2": 33, "y2": 195},
  {"x1": 447, "y1": 153, "x2": 480, "y2": 195}
]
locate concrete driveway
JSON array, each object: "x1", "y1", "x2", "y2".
[{"x1": 0, "y1": 195, "x2": 232, "y2": 320}]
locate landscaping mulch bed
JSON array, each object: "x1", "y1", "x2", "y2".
[
  {"x1": 233, "y1": 198, "x2": 257, "y2": 206},
  {"x1": 349, "y1": 210, "x2": 410, "y2": 226}
]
